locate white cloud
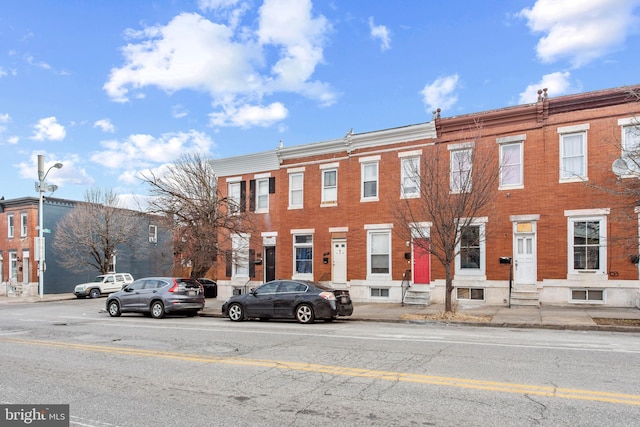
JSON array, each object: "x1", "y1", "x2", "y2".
[
  {"x1": 518, "y1": 0, "x2": 640, "y2": 67},
  {"x1": 94, "y1": 118, "x2": 115, "y2": 133},
  {"x1": 0, "y1": 67, "x2": 7, "y2": 78},
  {"x1": 25, "y1": 54, "x2": 52, "y2": 70},
  {"x1": 0, "y1": 113, "x2": 10, "y2": 123},
  {"x1": 7, "y1": 136, "x2": 19, "y2": 145},
  {"x1": 17, "y1": 153, "x2": 92, "y2": 188},
  {"x1": 518, "y1": 71, "x2": 573, "y2": 104},
  {"x1": 368, "y1": 17, "x2": 391, "y2": 51},
  {"x1": 420, "y1": 74, "x2": 460, "y2": 113},
  {"x1": 209, "y1": 102, "x2": 288, "y2": 127},
  {"x1": 172, "y1": 104, "x2": 189, "y2": 119},
  {"x1": 104, "y1": 0, "x2": 335, "y2": 128},
  {"x1": 198, "y1": 0, "x2": 241, "y2": 11},
  {"x1": 90, "y1": 130, "x2": 216, "y2": 182},
  {"x1": 31, "y1": 117, "x2": 66, "y2": 141}
]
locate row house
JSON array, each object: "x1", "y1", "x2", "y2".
[
  {"x1": 0, "y1": 196, "x2": 173, "y2": 296},
  {"x1": 212, "y1": 85, "x2": 640, "y2": 308}
]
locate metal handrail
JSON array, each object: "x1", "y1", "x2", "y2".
[{"x1": 401, "y1": 269, "x2": 412, "y2": 306}]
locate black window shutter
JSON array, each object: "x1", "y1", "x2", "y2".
[
  {"x1": 225, "y1": 250, "x2": 232, "y2": 277},
  {"x1": 249, "y1": 180, "x2": 256, "y2": 212},
  {"x1": 240, "y1": 181, "x2": 246, "y2": 212},
  {"x1": 268, "y1": 177, "x2": 276, "y2": 194},
  {"x1": 249, "y1": 249, "x2": 256, "y2": 278}
]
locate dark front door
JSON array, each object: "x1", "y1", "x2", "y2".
[{"x1": 264, "y1": 246, "x2": 276, "y2": 282}]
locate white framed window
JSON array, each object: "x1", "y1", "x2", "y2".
[
  {"x1": 567, "y1": 213, "x2": 607, "y2": 275},
  {"x1": 456, "y1": 287, "x2": 485, "y2": 301},
  {"x1": 20, "y1": 213, "x2": 28, "y2": 237},
  {"x1": 499, "y1": 141, "x2": 523, "y2": 188},
  {"x1": 228, "y1": 181, "x2": 242, "y2": 214},
  {"x1": 401, "y1": 156, "x2": 420, "y2": 198},
  {"x1": 293, "y1": 233, "x2": 313, "y2": 278},
  {"x1": 232, "y1": 233, "x2": 250, "y2": 277},
  {"x1": 289, "y1": 171, "x2": 304, "y2": 209},
  {"x1": 570, "y1": 288, "x2": 604, "y2": 303},
  {"x1": 149, "y1": 225, "x2": 157, "y2": 243},
  {"x1": 322, "y1": 169, "x2": 337, "y2": 205},
  {"x1": 449, "y1": 146, "x2": 473, "y2": 193},
  {"x1": 7, "y1": 214, "x2": 14, "y2": 238},
  {"x1": 360, "y1": 157, "x2": 379, "y2": 201},
  {"x1": 558, "y1": 124, "x2": 589, "y2": 182},
  {"x1": 620, "y1": 118, "x2": 640, "y2": 174},
  {"x1": 366, "y1": 225, "x2": 392, "y2": 277},
  {"x1": 256, "y1": 178, "x2": 270, "y2": 212},
  {"x1": 370, "y1": 288, "x2": 390, "y2": 298},
  {"x1": 455, "y1": 218, "x2": 487, "y2": 278},
  {"x1": 9, "y1": 251, "x2": 18, "y2": 279}
]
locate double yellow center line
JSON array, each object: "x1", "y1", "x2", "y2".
[{"x1": 3, "y1": 337, "x2": 640, "y2": 406}]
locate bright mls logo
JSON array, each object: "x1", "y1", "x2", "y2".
[{"x1": 1, "y1": 404, "x2": 69, "y2": 426}]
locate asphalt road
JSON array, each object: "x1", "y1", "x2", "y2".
[{"x1": 1, "y1": 298, "x2": 640, "y2": 426}]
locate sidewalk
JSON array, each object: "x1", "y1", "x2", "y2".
[{"x1": 2, "y1": 293, "x2": 640, "y2": 332}]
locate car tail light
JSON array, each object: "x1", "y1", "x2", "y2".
[
  {"x1": 319, "y1": 292, "x2": 336, "y2": 301},
  {"x1": 168, "y1": 280, "x2": 179, "y2": 293}
]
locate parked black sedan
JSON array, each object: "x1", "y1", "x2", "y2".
[{"x1": 221, "y1": 280, "x2": 353, "y2": 324}]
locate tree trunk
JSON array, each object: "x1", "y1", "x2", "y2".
[{"x1": 444, "y1": 262, "x2": 454, "y2": 312}]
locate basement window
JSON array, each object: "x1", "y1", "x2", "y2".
[
  {"x1": 370, "y1": 288, "x2": 390, "y2": 298},
  {"x1": 571, "y1": 288, "x2": 604, "y2": 302},
  {"x1": 456, "y1": 287, "x2": 485, "y2": 301}
]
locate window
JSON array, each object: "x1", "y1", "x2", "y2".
[
  {"x1": 621, "y1": 122, "x2": 640, "y2": 173},
  {"x1": 570, "y1": 218, "x2": 605, "y2": 273},
  {"x1": 450, "y1": 147, "x2": 472, "y2": 193},
  {"x1": 499, "y1": 142, "x2": 523, "y2": 188},
  {"x1": 368, "y1": 229, "x2": 391, "y2": 276},
  {"x1": 322, "y1": 169, "x2": 337, "y2": 204},
  {"x1": 293, "y1": 234, "x2": 313, "y2": 277},
  {"x1": 228, "y1": 181, "x2": 242, "y2": 214},
  {"x1": 7, "y1": 214, "x2": 14, "y2": 238},
  {"x1": 456, "y1": 287, "x2": 485, "y2": 300},
  {"x1": 401, "y1": 156, "x2": 420, "y2": 198},
  {"x1": 571, "y1": 288, "x2": 604, "y2": 302},
  {"x1": 370, "y1": 288, "x2": 390, "y2": 297},
  {"x1": 289, "y1": 171, "x2": 304, "y2": 209},
  {"x1": 256, "y1": 178, "x2": 270, "y2": 212},
  {"x1": 360, "y1": 158, "x2": 379, "y2": 201},
  {"x1": 559, "y1": 125, "x2": 588, "y2": 181},
  {"x1": 9, "y1": 251, "x2": 17, "y2": 279},
  {"x1": 20, "y1": 213, "x2": 28, "y2": 237},
  {"x1": 455, "y1": 218, "x2": 487, "y2": 277},
  {"x1": 149, "y1": 225, "x2": 157, "y2": 243},
  {"x1": 232, "y1": 233, "x2": 249, "y2": 277}
]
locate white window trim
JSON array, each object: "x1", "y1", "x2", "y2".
[
  {"x1": 292, "y1": 232, "x2": 314, "y2": 280},
  {"x1": 149, "y1": 225, "x2": 158, "y2": 243},
  {"x1": 618, "y1": 117, "x2": 640, "y2": 177},
  {"x1": 360, "y1": 158, "x2": 379, "y2": 202},
  {"x1": 455, "y1": 287, "x2": 486, "y2": 301},
  {"x1": 288, "y1": 171, "x2": 304, "y2": 210},
  {"x1": 400, "y1": 156, "x2": 421, "y2": 199},
  {"x1": 228, "y1": 181, "x2": 241, "y2": 215},
  {"x1": 498, "y1": 140, "x2": 524, "y2": 190},
  {"x1": 255, "y1": 177, "x2": 270, "y2": 213},
  {"x1": 7, "y1": 214, "x2": 14, "y2": 238},
  {"x1": 449, "y1": 147, "x2": 473, "y2": 194},
  {"x1": 558, "y1": 124, "x2": 589, "y2": 183},
  {"x1": 231, "y1": 233, "x2": 250, "y2": 278},
  {"x1": 20, "y1": 213, "x2": 28, "y2": 237},
  {"x1": 366, "y1": 227, "x2": 392, "y2": 280},
  {"x1": 566, "y1": 213, "x2": 608, "y2": 278},
  {"x1": 321, "y1": 168, "x2": 338, "y2": 206},
  {"x1": 454, "y1": 217, "x2": 488, "y2": 279}
]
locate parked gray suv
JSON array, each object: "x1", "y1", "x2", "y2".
[{"x1": 106, "y1": 277, "x2": 205, "y2": 319}]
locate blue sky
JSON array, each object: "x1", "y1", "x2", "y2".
[{"x1": 2, "y1": 0, "x2": 640, "y2": 208}]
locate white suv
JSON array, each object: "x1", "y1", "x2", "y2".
[{"x1": 73, "y1": 273, "x2": 135, "y2": 299}]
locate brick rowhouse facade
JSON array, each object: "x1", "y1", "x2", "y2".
[{"x1": 213, "y1": 85, "x2": 640, "y2": 308}]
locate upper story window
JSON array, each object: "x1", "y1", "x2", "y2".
[
  {"x1": 498, "y1": 135, "x2": 525, "y2": 189},
  {"x1": 558, "y1": 124, "x2": 589, "y2": 182},
  {"x1": 449, "y1": 143, "x2": 473, "y2": 193},
  {"x1": 455, "y1": 217, "x2": 488, "y2": 278},
  {"x1": 321, "y1": 165, "x2": 338, "y2": 205},
  {"x1": 7, "y1": 214, "x2": 14, "y2": 238},
  {"x1": 565, "y1": 209, "x2": 609, "y2": 277},
  {"x1": 288, "y1": 169, "x2": 304, "y2": 209},
  {"x1": 399, "y1": 152, "x2": 420, "y2": 198},
  {"x1": 228, "y1": 180, "x2": 245, "y2": 214},
  {"x1": 149, "y1": 225, "x2": 157, "y2": 243},
  {"x1": 256, "y1": 178, "x2": 270, "y2": 212},
  {"x1": 619, "y1": 117, "x2": 640, "y2": 174},
  {"x1": 20, "y1": 213, "x2": 28, "y2": 237},
  {"x1": 360, "y1": 156, "x2": 380, "y2": 202}
]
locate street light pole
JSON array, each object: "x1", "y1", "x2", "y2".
[{"x1": 36, "y1": 155, "x2": 63, "y2": 298}]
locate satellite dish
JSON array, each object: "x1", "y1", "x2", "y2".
[{"x1": 612, "y1": 158, "x2": 629, "y2": 177}]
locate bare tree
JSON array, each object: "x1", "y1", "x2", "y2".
[
  {"x1": 393, "y1": 125, "x2": 499, "y2": 312},
  {"x1": 53, "y1": 188, "x2": 144, "y2": 274},
  {"x1": 140, "y1": 152, "x2": 253, "y2": 279}
]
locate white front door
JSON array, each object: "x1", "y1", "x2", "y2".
[
  {"x1": 332, "y1": 239, "x2": 347, "y2": 284},
  {"x1": 514, "y1": 233, "x2": 536, "y2": 285}
]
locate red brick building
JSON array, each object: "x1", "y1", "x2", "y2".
[{"x1": 212, "y1": 85, "x2": 640, "y2": 308}]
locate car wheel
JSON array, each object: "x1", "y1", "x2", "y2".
[
  {"x1": 89, "y1": 288, "x2": 101, "y2": 299},
  {"x1": 151, "y1": 301, "x2": 165, "y2": 319},
  {"x1": 107, "y1": 300, "x2": 121, "y2": 317},
  {"x1": 295, "y1": 304, "x2": 314, "y2": 324},
  {"x1": 228, "y1": 303, "x2": 244, "y2": 321}
]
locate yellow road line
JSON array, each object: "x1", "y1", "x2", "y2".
[{"x1": 3, "y1": 337, "x2": 640, "y2": 406}]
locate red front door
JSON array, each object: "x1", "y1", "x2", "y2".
[{"x1": 413, "y1": 238, "x2": 431, "y2": 284}]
